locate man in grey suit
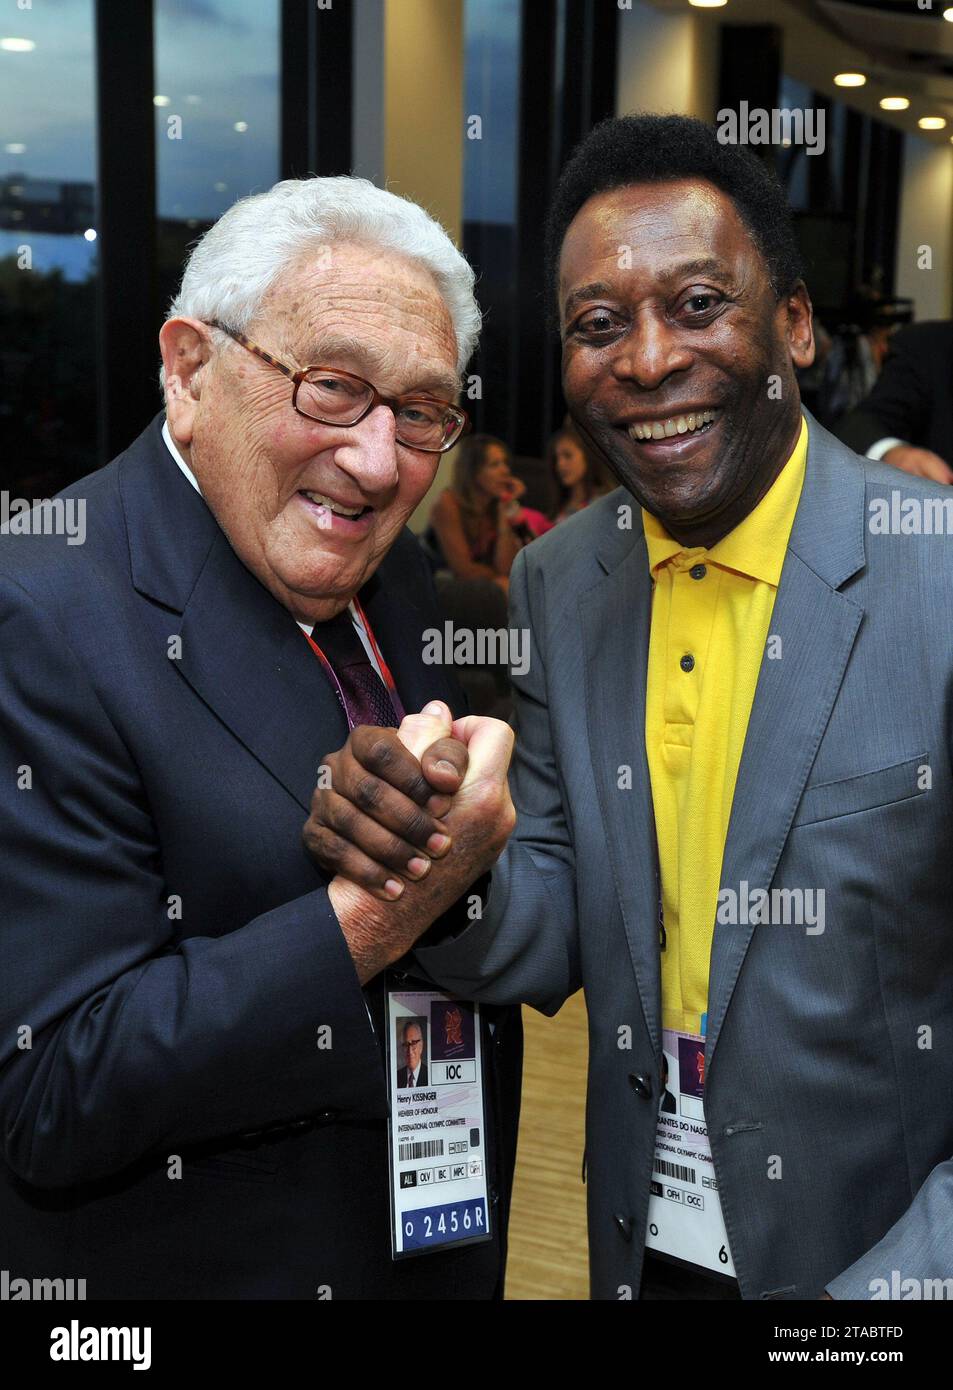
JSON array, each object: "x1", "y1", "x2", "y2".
[{"x1": 305, "y1": 115, "x2": 953, "y2": 1300}]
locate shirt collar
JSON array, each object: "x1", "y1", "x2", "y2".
[
  {"x1": 642, "y1": 414, "x2": 809, "y2": 587},
  {"x1": 161, "y1": 418, "x2": 203, "y2": 496}
]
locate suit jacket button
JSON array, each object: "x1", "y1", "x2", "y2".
[
  {"x1": 614, "y1": 1214, "x2": 633, "y2": 1242},
  {"x1": 316, "y1": 1109, "x2": 336, "y2": 1124},
  {"x1": 628, "y1": 1073, "x2": 653, "y2": 1098}
]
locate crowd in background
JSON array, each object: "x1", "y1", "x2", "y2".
[
  {"x1": 419, "y1": 421, "x2": 613, "y2": 716},
  {"x1": 423, "y1": 419, "x2": 612, "y2": 591}
]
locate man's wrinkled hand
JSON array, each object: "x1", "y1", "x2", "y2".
[
  {"x1": 303, "y1": 702, "x2": 470, "y2": 902},
  {"x1": 311, "y1": 703, "x2": 516, "y2": 983}
]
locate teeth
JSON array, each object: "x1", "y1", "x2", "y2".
[
  {"x1": 629, "y1": 409, "x2": 717, "y2": 442},
  {"x1": 302, "y1": 491, "x2": 363, "y2": 517}
]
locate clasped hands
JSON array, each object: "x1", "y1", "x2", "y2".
[{"x1": 303, "y1": 704, "x2": 515, "y2": 982}]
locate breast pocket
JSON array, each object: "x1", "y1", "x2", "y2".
[{"x1": 792, "y1": 753, "x2": 928, "y2": 829}]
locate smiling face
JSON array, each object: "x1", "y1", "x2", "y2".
[
  {"x1": 558, "y1": 179, "x2": 814, "y2": 547},
  {"x1": 160, "y1": 242, "x2": 460, "y2": 623}
]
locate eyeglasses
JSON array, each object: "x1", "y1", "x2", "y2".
[{"x1": 205, "y1": 321, "x2": 469, "y2": 454}]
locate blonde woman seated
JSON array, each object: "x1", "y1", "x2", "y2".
[{"x1": 429, "y1": 434, "x2": 553, "y2": 593}]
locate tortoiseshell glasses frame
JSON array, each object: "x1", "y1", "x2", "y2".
[{"x1": 204, "y1": 320, "x2": 470, "y2": 454}]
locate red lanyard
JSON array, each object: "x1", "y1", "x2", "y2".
[{"x1": 302, "y1": 596, "x2": 406, "y2": 728}]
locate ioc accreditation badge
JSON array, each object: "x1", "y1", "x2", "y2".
[
  {"x1": 645, "y1": 1025, "x2": 737, "y2": 1279},
  {"x1": 385, "y1": 977, "x2": 491, "y2": 1259}
]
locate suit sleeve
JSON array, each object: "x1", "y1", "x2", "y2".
[
  {"x1": 825, "y1": 1160, "x2": 953, "y2": 1299},
  {"x1": 0, "y1": 573, "x2": 386, "y2": 1189},
  {"x1": 836, "y1": 327, "x2": 933, "y2": 457},
  {"x1": 414, "y1": 545, "x2": 581, "y2": 1013}
]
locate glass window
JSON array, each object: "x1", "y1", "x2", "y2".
[
  {"x1": 777, "y1": 75, "x2": 813, "y2": 212},
  {"x1": 154, "y1": 0, "x2": 280, "y2": 316},
  {"x1": 463, "y1": 0, "x2": 520, "y2": 227},
  {"x1": 0, "y1": 1, "x2": 98, "y2": 495},
  {"x1": 461, "y1": 0, "x2": 522, "y2": 439}
]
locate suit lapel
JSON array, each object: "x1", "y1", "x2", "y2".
[
  {"x1": 705, "y1": 554, "x2": 862, "y2": 1063},
  {"x1": 176, "y1": 528, "x2": 348, "y2": 813},
  {"x1": 705, "y1": 413, "x2": 867, "y2": 1067},
  {"x1": 582, "y1": 518, "x2": 662, "y2": 1051}
]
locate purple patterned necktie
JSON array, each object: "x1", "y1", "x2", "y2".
[{"x1": 311, "y1": 609, "x2": 399, "y2": 729}]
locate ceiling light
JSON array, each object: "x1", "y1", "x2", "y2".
[
  {"x1": 834, "y1": 73, "x2": 866, "y2": 88},
  {"x1": 879, "y1": 97, "x2": 910, "y2": 112},
  {"x1": 918, "y1": 116, "x2": 947, "y2": 130}
]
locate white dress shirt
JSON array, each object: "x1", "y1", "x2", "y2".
[{"x1": 866, "y1": 436, "x2": 906, "y2": 462}]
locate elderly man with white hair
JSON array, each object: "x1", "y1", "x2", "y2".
[{"x1": 0, "y1": 178, "x2": 521, "y2": 1300}]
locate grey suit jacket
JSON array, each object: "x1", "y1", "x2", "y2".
[{"x1": 418, "y1": 410, "x2": 953, "y2": 1300}]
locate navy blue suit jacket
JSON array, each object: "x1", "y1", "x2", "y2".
[{"x1": 0, "y1": 414, "x2": 521, "y2": 1299}]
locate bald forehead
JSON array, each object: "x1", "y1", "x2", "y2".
[{"x1": 262, "y1": 242, "x2": 460, "y2": 397}]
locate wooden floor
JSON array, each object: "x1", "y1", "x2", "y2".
[{"x1": 504, "y1": 990, "x2": 590, "y2": 1300}]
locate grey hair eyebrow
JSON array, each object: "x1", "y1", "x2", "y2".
[{"x1": 295, "y1": 331, "x2": 461, "y2": 400}]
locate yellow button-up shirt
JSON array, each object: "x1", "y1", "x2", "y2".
[{"x1": 644, "y1": 416, "x2": 808, "y2": 1035}]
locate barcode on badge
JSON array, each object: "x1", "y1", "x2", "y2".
[
  {"x1": 654, "y1": 1157, "x2": 695, "y2": 1183},
  {"x1": 398, "y1": 1139, "x2": 445, "y2": 1162}
]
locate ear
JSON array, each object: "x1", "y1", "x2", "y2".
[
  {"x1": 159, "y1": 317, "x2": 215, "y2": 448},
  {"x1": 784, "y1": 281, "x2": 815, "y2": 371}
]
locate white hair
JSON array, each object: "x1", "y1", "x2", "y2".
[{"x1": 160, "y1": 176, "x2": 480, "y2": 390}]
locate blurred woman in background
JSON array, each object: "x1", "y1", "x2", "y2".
[
  {"x1": 548, "y1": 420, "x2": 611, "y2": 523},
  {"x1": 429, "y1": 434, "x2": 552, "y2": 592}
]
